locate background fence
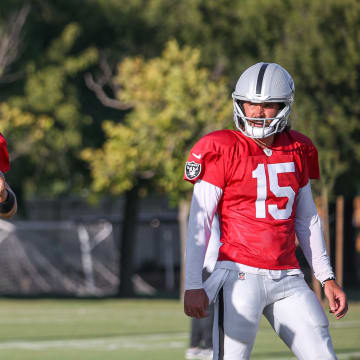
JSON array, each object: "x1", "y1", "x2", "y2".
[
  {"x1": 1, "y1": 193, "x2": 359, "y2": 298},
  {"x1": 0, "y1": 213, "x2": 180, "y2": 297}
]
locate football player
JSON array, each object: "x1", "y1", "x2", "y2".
[
  {"x1": 0, "y1": 134, "x2": 17, "y2": 219},
  {"x1": 183, "y1": 62, "x2": 347, "y2": 359}
]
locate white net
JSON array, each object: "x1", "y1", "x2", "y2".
[{"x1": 0, "y1": 219, "x2": 119, "y2": 297}]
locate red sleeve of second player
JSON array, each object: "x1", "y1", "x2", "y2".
[
  {"x1": 184, "y1": 136, "x2": 226, "y2": 189},
  {"x1": 0, "y1": 134, "x2": 10, "y2": 173}
]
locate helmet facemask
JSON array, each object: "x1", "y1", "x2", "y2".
[{"x1": 232, "y1": 97, "x2": 291, "y2": 139}]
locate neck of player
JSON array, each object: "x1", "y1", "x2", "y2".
[{"x1": 253, "y1": 134, "x2": 275, "y2": 148}]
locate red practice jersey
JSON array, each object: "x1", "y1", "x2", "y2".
[
  {"x1": 184, "y1": 129, "x2": 320, "y2": 270},
  {"x1": 0, "y1": 134, "x2": 9, "y2": 173}
]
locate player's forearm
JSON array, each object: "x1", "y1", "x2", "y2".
[
  {"x1": 296, "y1": 212, "x2": 334, "y2": 282},
  {"x1": 185, "y1": 180, "x2": 222, "y2": 290},
  {"x1": 0, "y1": 187, "x2": 17, "y2": 219},
  {"x1": 295, "y1": 182, "x2": 334, "y2": 283}
]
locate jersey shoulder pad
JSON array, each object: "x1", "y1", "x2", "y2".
[
  {"x1": 185, "y1": 130, "x2": 237, "y2": 187},
  {"x1": 287, "y1": 130, "x2": 319, "y2": 180},
  {"x1": 196, "y1": 130, "x2": 238, "y2": 153},
  {"x1": 288, "y1": 130, "x2": 316, "y2": 149}
]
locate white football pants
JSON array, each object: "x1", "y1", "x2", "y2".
[{"x1": 210, "y1": 270, "x2": 337, "y2": 360}]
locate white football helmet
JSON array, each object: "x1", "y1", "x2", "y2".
[{"x1": 232, "y1": 62, "x2": 295, "y2": 138}]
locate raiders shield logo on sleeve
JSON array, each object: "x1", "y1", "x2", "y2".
[{"x1": 185, "y1": 161, "x2": 201, "y2": 180}]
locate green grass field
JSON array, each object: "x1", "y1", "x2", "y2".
[{"x1": 0, "y1": 298, "x2": 358, "y2": 360}]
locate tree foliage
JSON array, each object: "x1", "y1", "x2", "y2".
[
  {"x1": 83, "y1": 40, "x2": 232, "y2": 203},
  {"x1": 272, "y1": 0, "x2": 360, "y2": 196},
  {"x1": 0, "y1": 0, "x2": 359, "y2": 203},
  {"x1": 1, "y1": 17, "x2": 98, "y2": 196}
]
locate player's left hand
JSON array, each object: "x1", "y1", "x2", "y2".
[
  {"x1": 323, "y1": 280, "x2": 348, "y2": 319},
  {"x1": 0, "y1": 172, "x2": 8, "y2": 203}
]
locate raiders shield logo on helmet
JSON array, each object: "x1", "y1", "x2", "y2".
[{"x1": 185, "y1": 161, "x2": 201, "y2": 180}]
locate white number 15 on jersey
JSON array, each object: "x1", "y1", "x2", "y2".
[{"x1": 252, "y1": 162, "x2": 295, "y2": 220}]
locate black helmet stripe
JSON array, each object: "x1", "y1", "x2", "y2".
[{"x1": 256, "y1": 63, "x2": 269, "y2": 95}]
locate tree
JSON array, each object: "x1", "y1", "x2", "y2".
[
  {"x1": 0, "y1": 21, "x2": 98, "y2": 200},
  {"x1": 268, "y1": 0, "x2": 360, "y2": 196},
  {"x1": 0, "y1": 2, "x2": 30, "y2": 84},
  {"x1": 268, "y1": 0, "x2": 360, "y2": 260},
  {"x1": 83, "y1": 40, "x2": 232, "y2": 296},
  {"x1": 224, "y1": 0, "x2": 360, "y2": 287}
]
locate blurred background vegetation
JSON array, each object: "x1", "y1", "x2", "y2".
[{"x1": 0, "y1": 0, "x2": 360, "y2": 297}]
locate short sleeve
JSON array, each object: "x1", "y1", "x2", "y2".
[
  {"x1": 299, "y1": 141, "x2": 319, "y2": 187},
  {"x1": 306, "y1": 143, "x2": 320, "y2": 180},
  {"x1": 184, "y1": 136, "x2": 226, "y2": 189},
  {"x1": 0, "y1": 134, "x2": 10, "y2": 173}
]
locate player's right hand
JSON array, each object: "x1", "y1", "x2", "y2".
[{"x1": 184, "y1": 288, "x2": 209, "y2": 319}]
